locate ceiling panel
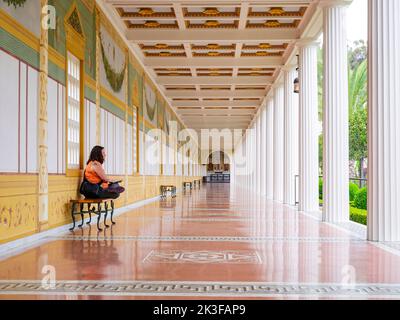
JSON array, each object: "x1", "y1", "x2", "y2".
[{"x1": 105, "y1": 0, "x2": 315, "y2": 130}]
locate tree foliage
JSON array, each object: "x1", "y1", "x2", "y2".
[
  {"x1": 348, "y1": 40, "x2": 367, "y2": 70},
  {"x1": 348, "y1": 47, "x2": 368, "y2": 178},
  {"x1": 349, "y1": 60, "x2": 367, "y2": 112}
]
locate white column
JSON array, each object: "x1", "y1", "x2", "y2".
[
  {"x1": 322, "y1": 0, "x2": 351, "y2": 223},
  {"x1": 298, "y1": 40, "x2": 320, "y2": 212},
  {"x1": 266, "y1": 97, "x2": 274, "y2": 199},
  {"x1": 273, "y1": 83, "x2": 285, "y2": 202},
  {"x1": 251, "y1": 125, "x2": 255, "y2": 191},
  {"x1": 283, "y1": 66, "x2": 299, "y2": 205},
  {"x1": 256, "y1": 115, "x2": 261, "y2": 194},
  {"x1": 368, "y1": 0, "x2": 400, "y2": 241},
  {"x1": 261, "y1": 105, "x2": 267, "y2": 196},
  {"x1": 247, "y1": 133, "x2": 250, "y2": 190}
]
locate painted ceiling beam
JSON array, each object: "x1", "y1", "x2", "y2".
[
  {"x1": 144, "y1": 57, "x2": 283, "y2": 68},
  {"x1": 156, "y1": 76, "x2": 273, "y2": 86},
  {"x1": 126, "y1": 29, "x2": 299, "y2": 43},
  {"x1": 165, "y1": 90, "x2": 266, "y2": 98},
  {"x1": 171, "y1": 100, "x2": 260, "y2": 107}
]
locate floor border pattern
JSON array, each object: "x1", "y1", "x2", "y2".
[{"x1": 1, "y1": 280, "x2": 400, "y2": 298}]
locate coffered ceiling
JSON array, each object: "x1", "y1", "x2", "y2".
[{"x1": 103, "y1": 0, "x2": 319, "y2": 130}]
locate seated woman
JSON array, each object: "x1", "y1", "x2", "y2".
[{"x1": 80, "y1": 146, "x2": 125, "y2": 199}]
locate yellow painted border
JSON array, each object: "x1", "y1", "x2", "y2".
[
  {"x1": 49, "y1": 46, "x2": 65, "y2": 70},
  {"x1": 101, "y1": 85, "x2": 127, "y2": 111},
  {"x1": 85, "y1": 74, "x2": 96, "y2": 91},
  {"x1": 0, "y1": 9, "x2": 40, "y2": 51}
]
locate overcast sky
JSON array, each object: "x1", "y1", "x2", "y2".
[{"x1": 347, "y1": 0, "x2": 368, "y2": 42}]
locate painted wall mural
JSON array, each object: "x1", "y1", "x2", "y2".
[
  {"x1": 129, "y1": 63, "x2": 143, "y2": 109},
  {"x1": 163, "y1": 106, "x2": 172, "y2": 136},
  {"x1": 47, "y1": 1, "x2": 95, "y2": 80},
  {"x1": 99, "y1": 24, "x2": 126, "y2": 102},
  {"x1": 157, "y1": 98, "x2": 164, "y2": 131},
  {"x1": 143, "y1": 81, "x2": 158, "y2": 128},
  {"x1": 0, "y1": 0, "x2": 40, "y2": 37}
]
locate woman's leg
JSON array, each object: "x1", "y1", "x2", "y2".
[{"x1": 97, "y1": 188, "x2": 120, "y2": 200}]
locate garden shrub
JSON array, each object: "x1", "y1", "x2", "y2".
[
  {"x1": 350, "y1": 207, "x2": 367, "y2": 225},
  {"x1": 319, "y1": 178, "x2": 323, "y2": 200},
  {"x1": 354, "y1": 187, "x2": 367, "y2": 210},
  {"x1": 349, "y1": 183, "x2": 359, "y2": 202}
]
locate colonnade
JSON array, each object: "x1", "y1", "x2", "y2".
[{"x1": 232, "y1": 0, "x2": 400, "y2": 242}]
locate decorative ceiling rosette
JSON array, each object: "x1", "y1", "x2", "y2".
[{"x1": 99, "y1": 31, "x2": 127, "y2": 93}]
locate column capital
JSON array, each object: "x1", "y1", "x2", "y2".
[
  {"x1": 295, "y1": 37, "x2": 320, "y2": 48},
  {"x1": 319, "y1": 0, "x2": 352, "y2": 9},
  {"x1": 281, "y1": 64, "x2": 297, "y2": 72},
  {"x1": 271, "y1": 81, "x2": 284, "y2": 89},
  {"x1": 265, "y1": 89, "x2": 274, "y2": 101}
]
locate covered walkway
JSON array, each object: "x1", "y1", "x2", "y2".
[
  {"x1": 1, "y1": 0, "x2": 400, "y2": 302},
  {"x1": 1, "y1": 184, "x2": 400, "y2": 299}
]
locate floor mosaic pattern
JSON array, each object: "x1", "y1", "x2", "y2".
[
  {"x1": 1, "y1": 184, "x2": 400, "y2": 300},
  {"x1": 143, "y1": 250, "x2": 262, "y2": 264}
]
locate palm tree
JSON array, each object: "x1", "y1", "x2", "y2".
[
  {"x1": 348, "y1": 59, "x2": 368, "y2": 179},
  {"x1": 348, "y1": 59, "x2": 367, "y2": 112}
]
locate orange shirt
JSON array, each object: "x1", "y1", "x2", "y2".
[{"x1": 85, "y1": 161, "x2": 109, "y2": 189}]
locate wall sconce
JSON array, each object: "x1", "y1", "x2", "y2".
[
  {"x1": 293, "y1": 72, "x2": 300, "y2": 93},
  {"x1": 293, "y1": 55, "x2": 300, "y2": 94}
]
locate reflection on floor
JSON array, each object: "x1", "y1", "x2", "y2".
[{"x1": 1, "y1": 183, "x2": 400, "y2": 300}]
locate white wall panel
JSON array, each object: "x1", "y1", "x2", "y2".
[
  {"x1": 144, "y1": 132, "x2": 160, "y2": 176},
  {"x1": 0, "y1": 50, "x2": 19, "y2": 172},
  {"x1": 19, "y1": 62, "x2": 27, "y2": 173},
  {"x1": 84, "y1": 100, "x2": 97, "y2": 164},
  {"x1": 176, "y1": 151, "x2": 182, "y2": 176},
  {"x1": 115, "y1": 117, "x2": 125, "y2": 175},
  {"x1": 163, "y1": 145, "x2": 174, "y2": 176},
  {"x1": 47, "y1": 79, "x2": 58, "y2": 173},
  {"x1": 99, "y1": 108, "x2": 126, "y2": 175},
  {"x1": 139, "y1": 130, "x2": 144, "y2": 175},
  {"x1": 100, "y1": 109, "x2": 105, "y2": 147},
  {"x1": 26, "y1": 66, "x2": 38, "y2": 173},
  {"x1": 127, "y1": 124, "x2": 133, "y2": 175},
  {"x1": 183, "y1": 157, "x2": 189, "y2": 176},
  {"x1": 59, "y1": 86, "x2": 65, "y2": 174}
]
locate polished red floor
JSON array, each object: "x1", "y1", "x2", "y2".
[{"x1": 1, "y1": 184, "x2": 400, "y2": 300}]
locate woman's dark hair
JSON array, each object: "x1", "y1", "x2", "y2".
[{"x1": 87, "y1": 146, "x2": 105, "y2": 164}]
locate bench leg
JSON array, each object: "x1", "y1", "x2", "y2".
[
  {"x1": 87, "y1": 206, "x2": 93, "y2": 225},
  {"x1": 96, "y1": 203, "x2": 103, "y2": 232},
  {"x1": 104, "y1": 202, "x2": 110, "y2": 228},
  {"x1": 69, "y1": 203, "x2": 77, "y2": 231},
  {"x1": 110, "y1": 200, "x2": 116, "y2": 225},
  {"x1": 78, "y1": 203, "x2": 85, "y2": 228}
]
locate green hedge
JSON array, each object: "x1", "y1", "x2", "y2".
[
  {"x1": 349, "y1": 183, "x2": 359, "y2": 202},
  {"x1": 319, "y1": 180, "x2": 361, "y2": 203},
  {"x1": 350, "y1": 207, "x2": 367, "y2": 225},
  {"x1": 319, "y1": 178, "x2": 323, "y2": 200},
  {"x1": 354, "y1": 187, "x2": 367, "y2": 210}
]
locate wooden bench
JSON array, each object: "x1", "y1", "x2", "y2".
[
  {"x1": 69, "y1": 199, "x2": 115, "y2": 232},
  {"x1": 193, "y1": 179, "x2": 202, "y2": 189},
  {"x1": 183, "y1": 181, "x2": 193, "y2": 192},
  {"x1": 160, "y1": 185, "x2": 177, "y2": 199}
]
